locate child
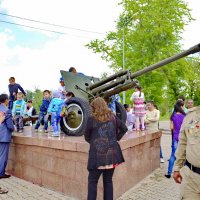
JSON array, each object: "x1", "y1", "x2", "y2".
[
  {"x1": 60, "y1": 92, "x2": 75, "y2": 117},
  {"x1": 25, "y1": 100, "x2": 37, "y2": 117},
  {"x1": 35, "y1": 90, "x2": 51, "y2": 133},
  {"x1": 130, "y1": 85, "x2": 145, "y2": 131},
  {"x1": 0, "y1": 93, "x2": 14, "y2": 179},
  {"x1": 12, "y1": 92, "x2": 26, "y2": 133},
  {"x1": 8, "y1": 77, "x2": 26, "y2": 110},
  {"x1": 108, "y1": 94, "x2": 121, "y2": 114},
  {"x1": 24, "y1": 100, "x2": 37, "y2": 126},
  {"x1": 65, "y1": 92, "x2": 75, "y2": 100},
  {"x1": 48, "y1": 90, "x2": 63, "y2": 137},
  {"x1": 124, "y1": 104, "x2": 135, "y2": 131},
  {"x1": 58, "y1": 77, "x2": 67, "y2": 100}
]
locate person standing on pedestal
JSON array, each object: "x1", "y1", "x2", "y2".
[
  {"x1": 34, "y1": 90, "x2": 51, "y2": 133},
  {"x1": 58, "y1": 77, "x2": 67, "y2": 100},
  {"x1": 8, "y1": 77, "x2": 26, "y2": 110},
  {"x1": 130, "y1": 85, "x2": 145, "y2": 131},
  {"x1": 47, "y1": 91, "x2": 63, "y2": 137},
  {"x1": 0, "y1": 94, "x2": 14, "y2": 179}
]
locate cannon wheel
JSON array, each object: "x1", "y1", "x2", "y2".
[
  {"x1": 116, "y1": 101, "x2": 127, "y2": 124},
  {"x1": 60, "y1": 97, "x2": 91, "y2": 136}
]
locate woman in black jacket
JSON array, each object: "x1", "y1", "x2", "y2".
[{"x1": 85, "y1": 97, "x2": 128, "y2": 200}]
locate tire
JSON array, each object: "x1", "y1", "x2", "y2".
[
  {"x1": 60, "y1": 97, "x2": 91, "y2": 136},
  {"x1": 116, "y1": 101, "x2": 127, "y2": 123}
]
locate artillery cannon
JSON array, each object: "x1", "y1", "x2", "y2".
[{"x1": 60, "y1": 43, "x2": 200, "y2": 136}]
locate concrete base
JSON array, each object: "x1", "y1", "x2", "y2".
[{"x1": 7, "y1": 127, "x2": 161, "y2": 200}]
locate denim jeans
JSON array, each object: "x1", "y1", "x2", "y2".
[
  {"x1": 51, "y1": 112, "x2": 61, "y2": 135},
  {"x1": 88, "y1": 168, "x2": 115, "y2": 200},
  {"x1": 14, "y1": 115, "x2": 23, "y2": 131},
  {"x1": 160, "y1": 146, "x2": 163, "y2": 159},
  {"x1": 35, "y1": 112, "x2": 48, "y2": 130},
  {"x1": 167, "y1": 140, "x2": 178, "y2": 175},
  {"x1": 8, "y1": 100, "x2": 13, "y2": 110}
]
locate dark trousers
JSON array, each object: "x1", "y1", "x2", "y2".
[
  {"x1": 14, "y1": 115, "x2": 23, "y2": 131},
  {"x1": 0, "y1": 142, "x2": 10, "y2": 176},
  {"x1": 8, "y1": 100, "x2": 13, "y2": 110},
  {"x1": 88, "y1": 168, "x2": 115, "y2": 200},
  {"x1": 35, "y1": 112, "x2": 48, "y2": 130}
]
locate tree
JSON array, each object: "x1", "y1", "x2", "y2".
[{"x1": 87, "y1": 0, "x2": 195, "y2": 113}]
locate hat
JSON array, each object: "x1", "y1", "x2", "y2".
[
  {"x1": 52, "y1": 90, "x2": 60, "y2": 98},
  {"x1": 60, "y1": 77, "x2": 64, "y2": 82}
]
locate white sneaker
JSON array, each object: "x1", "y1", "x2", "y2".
[
  {"x1": 160, "y1": 158, "x2": 165, "y2": 163},
  {"x1": 52, "y1": 132, "x2": 60, "y2": 137}
]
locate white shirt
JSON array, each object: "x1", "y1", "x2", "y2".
[
  {"x1": 130, "y1": 91, "x2": 144, "y2": 101},
  {"x1": 58, "y1": 86, "x2": 66, "y2": 100},
  {"x1": 126, "y1": 109, "x2": 136, "y2": 130}
]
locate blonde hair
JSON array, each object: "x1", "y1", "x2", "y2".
[
  {"x1": 17, "y1": 92, "x2": 24, "y2": 98},
  {"x1": 90, "y1": 97, "x2": 112, "y2": 122}
]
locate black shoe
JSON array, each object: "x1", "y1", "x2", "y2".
[
  {"x1": 0, "y1": 174, "x2": 11, "y2": 179},
  {"x1": 165, "y1": 174, "x2": 171, "y2": 179}
]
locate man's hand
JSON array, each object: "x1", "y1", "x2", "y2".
[
  {"x1": 0, "y1": 112, "x2": 5, "y2": 125},
  {"x1": 173, "y1": 171, "x2": 182, "y2": 184}
]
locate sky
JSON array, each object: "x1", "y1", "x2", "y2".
[{"x1": 0, "y1": 0, "x2": 200, "y2": 94}]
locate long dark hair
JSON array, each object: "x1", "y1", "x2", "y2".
[
  {"x1": 170, "y1": 100, "x2": 185, "y2": 120},
  {"x1": 135, "y1": 85, "x2": 142, "y2": 97}
]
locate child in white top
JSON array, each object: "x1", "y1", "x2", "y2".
[
  {"x1": 58, "y1": 77, "x2": 67, "y2": 100},
  {"x1": 124, "y1": 104, "x2": 135, "y2": 131}
]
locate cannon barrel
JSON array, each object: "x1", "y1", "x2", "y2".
[
  {"x1": 102, "y1": 81, "x2": 137, "y2": 99},
  {"x1": 87, "y1": 70, "x2": 128, "y2": 90},
  {"x1": 91, "y1": 77, "x2": 126, "y2": 95},
  {"x1": 89, "y1": 43, "x2": 200, "y2": 97},
  {"x1": 131, "y1": 43, "x2": 200, "y2": 79}
]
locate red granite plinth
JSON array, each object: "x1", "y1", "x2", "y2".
[{"x1": 7, "y1": 127, "x2": 161, "y2": 200}]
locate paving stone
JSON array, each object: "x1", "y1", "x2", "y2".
[
  {"x1": 117, "y1": 134, "x2": 180, "y2": 200},
  {"x1": 0, "y1": 127, "x2": 180, "y2": 200}
]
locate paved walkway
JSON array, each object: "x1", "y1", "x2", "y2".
[
  {"x1": 118, "y1": 134, "x2": 180, "y2": 200},
  {"x1": 0, "y1": 122, "x2": 181, "y2": 200}
]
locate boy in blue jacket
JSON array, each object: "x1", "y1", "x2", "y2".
[
  {"x1": 35, "y1": 90, "x2": 51, "y2": 133},
  {"x1": 0, "y1": 94, "x2": 14, "y2": 179},
  {"x1": 48, "y1": 90, "x2": 63, "y2": 137},
  {"x1": 12, "y1": 92, "x2": 26, "y2": 133}
]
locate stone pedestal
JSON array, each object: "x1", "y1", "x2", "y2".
[{"x1": 7, "y1": 128, "x2": 161, "y2": 199}]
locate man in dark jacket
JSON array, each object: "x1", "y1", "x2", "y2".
[
  {"x1": 8, "y1": 77, "x2": 26, "y2": 110},
  {"x1": 34, "y1": 90, "x2": 51, "y2": 132},
  {"x1": 0, "y1": 94, "x2": 14, "y2": 179}
]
